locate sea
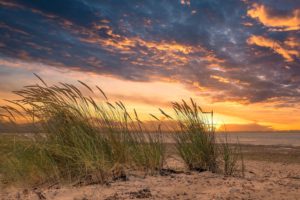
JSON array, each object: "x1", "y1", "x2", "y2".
[
  {"x1": 160, "y1": 132, "x2": 300, "y2": 147},
  {"x1": 2, "y1": 131, "x2": 300, "y2": 147},
  {"x1": 216, "y1": 132, "x2": 300, "y2": 147}
]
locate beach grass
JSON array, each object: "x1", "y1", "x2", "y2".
[
  {"x1": 158, "y1": 99, "x2": 218, "y2": 172},
  {"x1": 0, "y1": 76, "x2": 165, "y2": 186},
  {"x1": 0, "y1": 76, "x2": 242, "y2": 187}
]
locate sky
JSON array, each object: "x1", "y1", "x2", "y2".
[{"x1": 0, "y1": 0, "x2": 300, "y2": 131}]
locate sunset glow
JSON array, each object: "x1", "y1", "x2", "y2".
[{"x1": 1, "y1": 0, "x2": 300, "y2": 131}]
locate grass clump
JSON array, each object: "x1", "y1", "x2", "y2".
[
  {"x1": 159, "y1": 99, "x2": 218, "y2": 172},
  {"x1": 159, "y1": 99, "x2": 244, "y2": 175},
  {"x1": 0, "y1": 75, "x2": 165, "y2": 186}
]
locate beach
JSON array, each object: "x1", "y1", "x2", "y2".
[
  {"x1": 2, "y1": 0, "x2": 300, "y2": 199},
  {"x1": 2, "y1": 144, "x2": 300, "y2": 200}
]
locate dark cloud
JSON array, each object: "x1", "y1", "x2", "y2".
[{"x1": 0, "y1": 0, "x2": 300, "y2": 105}]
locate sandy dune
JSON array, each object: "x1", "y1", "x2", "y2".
[{"x1": 2, "y1": 157, "x2": 300, "y2": 200}]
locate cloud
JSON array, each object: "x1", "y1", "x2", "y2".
[
  {"x1": 180, "y1": 0, "x2": 191, "y2": 6},
  {"x1": 284, "y1": 36, "x2": 300, "y2": 48},
  {"x1": 247, "y1": 35, "x2": 299, "y2": 62},
  {"x1": 247, "y1": 3, "x2": 300, "y2": 31},
  {"x1": 0, "y1": 0, "x2": 300, "y2": 107},
  {"x1": 218, "y1": 123, "x2": 274, "y2": 132},
  {"x1": 80, "y1": 28, "x2": 210, "y2": 68}
]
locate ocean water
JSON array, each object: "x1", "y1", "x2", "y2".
[
  {"x1": 2, "y1": 132, "x2": 300, "y2": 147},
  {"x1": 216, "y1": 132, "x2": 300, "y2": 147},
  {"x1": 161, "y1": 132, "x2": 300, "y2": 147}
]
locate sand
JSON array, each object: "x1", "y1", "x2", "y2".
[{"x1": 1, "y1": 146, "x2": 300, "y2": 200}]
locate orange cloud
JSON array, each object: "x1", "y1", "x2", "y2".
[
  {"x1": 3, "y1": 58, "x2": 300, "y2": 131},
  {"x1": 80, "y1": 25, "x2": 199, "y2": 67},
  {"x1": 242, "y1": 22, "x2": 254, "y2": 27},
  {"x1": 210, "y1": 75, "x2": 250, "y2": 88},
  {"x1": 14, "y1": 9, "x2": 224, "y2": 72},
  {"x1": 79, "y1": 23, "x2": 224, "y2": 69},
  {"x1": 247, "y1": 35, "x2": 299, "y2": 62},
  {"x1": 247, "y1": 3, "x2": 300, "y2": 31},
  {"x1": 284, "y1": 37, "x2": 299, "y2": 48},
  {"x1": 210, "y1": 75, "x2": 230, "y2": 84},
  {"x1": 218, "y1": 123, "x2": 273, "y2": 132}
]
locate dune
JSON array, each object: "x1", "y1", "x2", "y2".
[{"x1": 2, "y1": 147, "x2": 300, "y2": 200}]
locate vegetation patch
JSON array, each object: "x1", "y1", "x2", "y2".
[{"x1": 0, "y1": 75, "x2": 243, "y2": 187}]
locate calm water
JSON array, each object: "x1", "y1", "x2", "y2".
[
  {"x1": 161, "y1": 132, "x2": 300, "y2": 147},
  {"x1": 216, "y1": 132, "x2": 300, "y2": 147}
]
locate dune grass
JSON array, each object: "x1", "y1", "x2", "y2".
[
  {"x1": 0, "y1": 76, "x2": 165, "y2": 186},
  {"x1": 0, "y1": 76, "x2": 243, "y2": 187},
  {"x1": 158, "y1": 99, "x2": 218, "y2": 172},
  {"x1": 157, "y1": 99, "x2": 244, "y2": 175}
]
